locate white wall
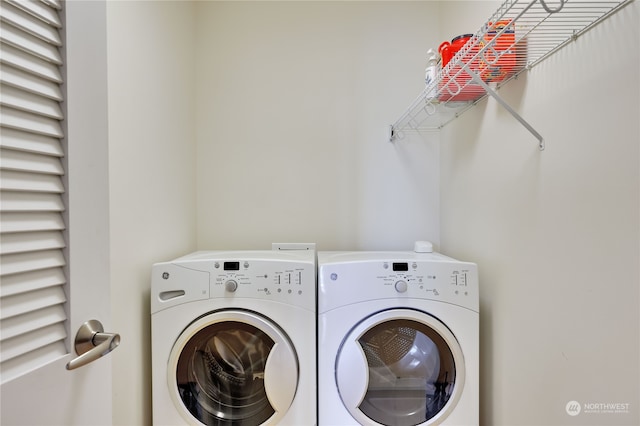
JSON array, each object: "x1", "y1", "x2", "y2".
[
  {"x1": 100, "y1": 1, "x2": 639, "y2": 425},
  {"x1": 194, "y1": 1, "x2": 441, "y2": 251},
  {"x1": 105, "y1": 2, "x2": 442, "y2": 424},
  {"x1": 440, "y1": 2, "x2": 640, "y2": 425},
  {"x1": 105, "y1": 2, "x2": 197, "y2": 425}
]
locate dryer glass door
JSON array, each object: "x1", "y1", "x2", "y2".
[
  {"x1": 169, "y1": 311, "x2": 299, "y2": 426},
  {"x1": 336, "y1": 310, "x2": 465, "y2": 426}
]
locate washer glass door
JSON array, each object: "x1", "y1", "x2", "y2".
[
  {"x1": 169, "y1": 310, "x2": 298, "y2": 425},
  {"x1": 336, "y1": 309, "x2": 465, "y2": 426}
]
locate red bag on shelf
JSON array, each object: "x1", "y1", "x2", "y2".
[{"x1": 438, "y1": 34, "x2": 485, "y2": 102}]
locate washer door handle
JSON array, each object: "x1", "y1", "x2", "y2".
[
  {"x1": 66, "y1": 320, "x2": 120, "y2": 370},
  {"x1": 264, "y1": 342, "x2": 298, "y2": 413}
]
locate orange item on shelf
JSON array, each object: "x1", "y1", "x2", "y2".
[{"x1": 479, "y1": 20, "x2": 516, "y2": 83}]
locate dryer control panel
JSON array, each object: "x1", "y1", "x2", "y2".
[
  {"x1": 380, "y1": 261, "x2": 473, "y2": 297},
  {"x1": 318, "y1": 252, "x2": 478, "y2": 313}
]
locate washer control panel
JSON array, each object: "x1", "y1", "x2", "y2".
[
  {"x1": 152, "y1": 251, "x2": 316, "y2": 313},
  {"x1": 319, "y1": 256, "x2": 478, "y2": 312},
  {"x1": 208, "y1": 259, "x2": 314, "y2": 308}
]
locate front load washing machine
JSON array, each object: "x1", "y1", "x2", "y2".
[
  {"x1": 151, "y1": 246, "x2": 316, "y2": 425},
  {"x1": 317, "y1": 243, "x2": 478, "y2": 425}
]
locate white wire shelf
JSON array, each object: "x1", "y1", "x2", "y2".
[{"x1": 389, "y1": 0, "x2": 632, "y2": 149}]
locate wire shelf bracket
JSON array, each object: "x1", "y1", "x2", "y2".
[{"x1": 468, "y1": 64, "x2": 545, "y2": 150}]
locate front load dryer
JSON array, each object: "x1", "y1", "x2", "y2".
[
  {"x1": 151, "y1": 247, "x2": 316, "y2": 425},
  {"x1": 317, "y1": 245, "x2": 478, "y2": 425}
]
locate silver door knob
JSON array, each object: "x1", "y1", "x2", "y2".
[{"x1": 65, "y1": 320, "x2": 120, "y2": 370}]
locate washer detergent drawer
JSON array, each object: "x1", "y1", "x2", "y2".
[{"x1": 151, "y1": 263, "x2": 209, "y2": 314}]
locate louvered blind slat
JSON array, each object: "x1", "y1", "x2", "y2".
[
  {"x1": 0, "y1": 170, "x2": 64, "y2": 192},
  {"x1": 41, "y1": 0, "x2": 62, "y2": 11},
  {"x1": 0, "y1": 0, "x2": 67, "y2": 384},
  {"x1": 0, "y1": 2, "x2": 62, "y2": 45},
  {"x1": 0, "y1": 148, "x2": 64, "y2": 174},
  {"x1": 0, "y1": 191, "x2": 65, "y2": 212},
  {"x1": 1, "y1": 80, "x2": 64, "y2": 118},
  {"x1": 0, "y1": 285, "x2": 66, "y2": 320},
  {"x1": 1, "y1": 304, "x2": 66, "y2": 340},
  {"x1": 0, "y1": 268, "x2": 65, "y2": 297},
  {"x1": 0, "y1": 43, "x2": 63, "y2": 83},
  {"x1": 0, "y1": 22, "x2": 62, "y2": 64},
  {"x1": 1, "y1": 84, "x2": 63, "y2": 119},
  {"x1": 1, "y1": 230, "x2": 65, "y2": 254},
  {"x1": 0, "y1": 106, "x2": 63, "y2": 137},
  {"x1": 0, "y1": 128, "x2": 63, "y2": 156},
  {"x1": 0, "y1": 249, "x2": 66, "y2": 277},
  {"x1": 1, "y1": 63, "x2": 64, "y2": 101},
  {"x1": 0, "y1": 286, "x2": 66, "y2": 322},
  {"x1": 5, "y1": 0, "x2": 62, "y2": 29},
  {"x1": 0, "y1": 211, "x2": 64, "y2": 233},
  {"x1": 0, "y1": 322, "x2": 67, "y2": 362}
]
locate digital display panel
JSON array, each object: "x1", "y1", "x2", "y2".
[
  {"x1": 392, "y1": 263, "x2": 408, "y2": 271},
  {"x1": 224, "y1": 262, "x2": 240, "y2": 271}
]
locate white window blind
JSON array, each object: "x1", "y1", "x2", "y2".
[{"x1": 0, "y1": 0, "x2": 67, "y2": 384}]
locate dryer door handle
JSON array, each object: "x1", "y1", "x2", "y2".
[
  {"x1": 66, "y1": 320, "x2": 120, "y2": 370},
  {"x1": 336, "y1": 340, "x2": 369, "y2": 409},
  {"x1": 264, "y1": 342, "x2": 298, "y2": 413}
]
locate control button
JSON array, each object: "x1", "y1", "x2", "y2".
[
  {"x1": 395, "y1": 280, "x2": 408, "y2": 293},
  {"x1": 244, "y1": 261, "x2": 250, "y2": 269},
  {"x1": 225, "y1": 280, "x2": 238, "y2": 292}
]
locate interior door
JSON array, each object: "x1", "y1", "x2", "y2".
[{"x1": 1, "y1": 1, "x2": 114, "y2": 424}]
